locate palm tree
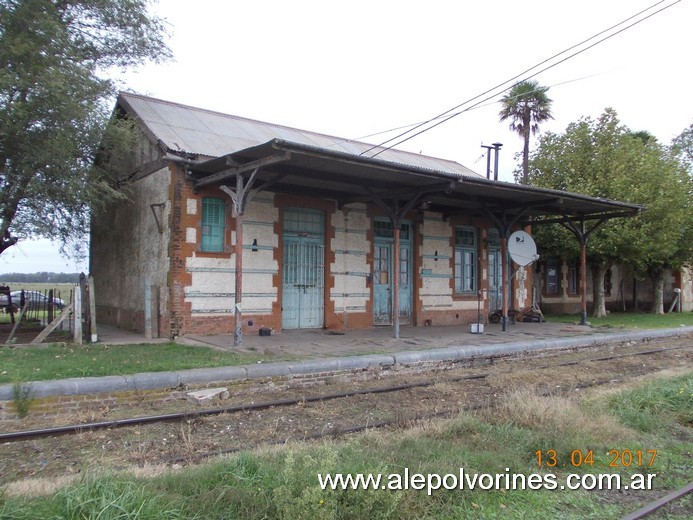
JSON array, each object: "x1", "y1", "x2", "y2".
[{"x1": 499, "y1": 80, "x2": 553, "y2": 184}]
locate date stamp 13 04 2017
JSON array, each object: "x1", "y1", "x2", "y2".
[{"x1": 535, "y1": 449, "x2": 657, "y2": 469}]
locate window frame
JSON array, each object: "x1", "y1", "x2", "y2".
[
  {"x1": 567, "y1": 261, "x2": 579, "y2": 295},
  {"x1": 454, "y1": 226, "x2": 477, "y2": 294},
  {"x1": 545, "y1": 258, "x2": 560, "y2": 296},
  {"x1": 200, "y1": 197, "x2": 226, "y2": 253}
]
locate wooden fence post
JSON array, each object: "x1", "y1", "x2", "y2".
[
  {"x1": 144, "y1": 283, "x2": 152, "y2": 340},
  {"x1": 144, "y1": 283, "x2": 160, "y2": 340},
  {"x1": 152, "y1": 285, "x2": 159, "y2": 339},
  {"x1": 88, "y1": 276, "x2": 97, "y2": 343},
  {"x1": 48, "y1": 289, "x2": 54, "y2": 324},
  {"x1": 73, "y1": 287, "x2": 82, "y2": 345}
]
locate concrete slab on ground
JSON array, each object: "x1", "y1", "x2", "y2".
[
  {"x1": 178, "y1": 321, "x2": 609, "y2": 359},
  {"x1": 95, "y1": 324, "x2": 170, "y2": 345}
]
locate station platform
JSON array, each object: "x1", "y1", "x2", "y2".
[{"x1": 177, "y1": 321, "x2": 598, "y2": 359}]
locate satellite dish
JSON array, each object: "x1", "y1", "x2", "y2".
[{"x1": 508, "y1": 230, "x2": 539, "y2": 267}]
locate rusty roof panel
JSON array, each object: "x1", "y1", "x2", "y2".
[{"x1": 119, "y1": 92, "x2": 482, "y2": 178}]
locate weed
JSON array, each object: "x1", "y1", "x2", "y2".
[
  {"x1": 489, "y1": 389, "x2": 632, "y2": 445},
  {"x1": 607, "y1": 374, "x2": 692, "y2": 432},
  {"x1": 12, "y1": 382, "x2": 33, "y2": 418},
  {"x1": 55, "y1": 473, "x2": 189, "y2": 519}
]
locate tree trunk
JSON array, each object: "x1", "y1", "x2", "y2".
[
  {"x1": 592, "y1": 263, "x2": 608, "y2": 318},
  {"x1": 651, "y1": 270, "x2": 665, "y2": 314},
  {"x1": 522, "y1": 123, "x2": 530, "y2": 184}
]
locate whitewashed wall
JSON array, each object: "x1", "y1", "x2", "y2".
[
  {"x1": 330, "y1": 204, "x2": 370, "y2": 317},
  {"x1": 184, "y1": 195, "x2": 278, "y2": 316}
]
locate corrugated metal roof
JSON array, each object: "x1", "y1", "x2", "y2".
[{"x1": 118, "y1": 92, "x2": 482, "y2": 178}]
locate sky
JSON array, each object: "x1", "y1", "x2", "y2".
[{"x1": 1, "y1": 0, "x2": 691, "y2": 274}]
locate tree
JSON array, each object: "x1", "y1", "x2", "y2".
[
  {"x1": 671, "y1": 122, "x2": 693, "y2": 174},
  {"x1": 498, "y1": 79, "x2": 553, "y2": 184},
  {"x1": 0, "y1": 0, "x2": 170, "y2": 257},
  {"x1": 528, "y1": 109, "x2": 692, "y2": 315}
]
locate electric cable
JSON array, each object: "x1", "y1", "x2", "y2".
[{"x1": 360, "y1": 0, "x2": 680, "y2": 158}]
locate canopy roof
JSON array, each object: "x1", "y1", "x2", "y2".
[
  {"x1": 189, "y1": 139, "x2": 642, "y2": 225},
  {"x1": 118, "y1": 92, "x2": 643, "y2": 225}
]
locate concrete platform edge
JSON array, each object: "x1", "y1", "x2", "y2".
[{"x1": 1, "y1": 327, "x2": 691, "y2": 401}]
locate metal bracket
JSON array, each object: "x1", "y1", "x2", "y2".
[{"x1": 150, "y1": 203, "x2": 166, "y2": 233}]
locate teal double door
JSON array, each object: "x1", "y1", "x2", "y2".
[
  {"x1": 373, "y1": 219, "x2": 413, "y2": 325},
  {"x1": 282, "y1": 209, "x2": 324, "y2": 329},
  {"x1": 488, "y1": 230, "x2": 503, "y2": 312},
  {"x1": 281, "y1": 212, "x2": 413, "y2": 329}
]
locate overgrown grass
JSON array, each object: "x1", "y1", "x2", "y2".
[
  {"x1": 545, "y1": 311, "x2": 693, "y2": 329},
  {"x1": 605, "y1": 374, "x2": 692, "y2": 433},
  {"x1": 0, "y1": 343, "x2": 288, "y2": 384},
  {"x1": 2, "y1": 373, "x2": 690, "y2": 519}
]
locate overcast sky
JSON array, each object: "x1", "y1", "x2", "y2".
[{"x1": 2, "y1": 0, "x2": 691, "y2": 274}]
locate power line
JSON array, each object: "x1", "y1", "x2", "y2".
[
  {"x1": 354, "y1": 73, "x2": 601, "y2": 144},
  {"x1": 361, "y1": 0, "x2": 680, "y2": 159}
]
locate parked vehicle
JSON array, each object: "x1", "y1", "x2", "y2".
[
  {"x1": 0, "y1": 292, "x2": 15, "y2": 312},
  {"x1": 0, "y1": 290, "x2": 66, "y2": 312}
]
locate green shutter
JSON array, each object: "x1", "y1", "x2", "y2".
[
  {"x1": 454, "y1": 227, "x2": 477, "y2": 292},
  {"x1": 201, "y1": 198, "x2": 225, "y2": 252}
]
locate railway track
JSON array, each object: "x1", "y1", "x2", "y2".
[
  {"x1": 0, "y1": 335, "x2": 690, "y2": 516},
  {"x1": 0, "y1": 343, "x2": 688, "y2": 445},
  {"x1": 0, "y1": 339, "x2": 687, "y2": 457},
  {"x1": 622, "y1": 481, "x2": 693, "y2": 519}
]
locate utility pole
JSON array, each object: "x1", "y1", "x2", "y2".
[
  {"x1": 492, "y1": 142, "x2": 503, "y2": 181},
  {"x1": 481, "y1": 144, "x2": 493, "y2": 179}
]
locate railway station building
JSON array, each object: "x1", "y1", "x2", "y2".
[{"x1": 90, "y1": 92, "x2": 644, "y2": 342}]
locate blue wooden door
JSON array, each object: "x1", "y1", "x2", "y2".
[
  {"x1": 373, "y1": 220, "x2": 412, "y2": 325},
  {"x1": 489, "y1": 248, "x2": 503, "y2": 312},
  {"x1": 373, "y1": 243, "x2": 391, "y2": 325},
  {"x1": 487, "y1": 230, "x2": 502, "y2": 312},
  {"x1": 282, "y1": 209, "x2": 324, "y2": 329}
]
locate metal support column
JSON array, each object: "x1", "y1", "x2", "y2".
[
  {"x1": 366, "y1": 188, "x2": 429, "y2": 339},
  {"x1": 234, "y1": 188, "x2": 244, "y2": 346},
  {"x1": 392, "y1": 225, "x2": 400, "y2": 338},
  {"x1": 501, "y1": 235, "x2": 509, "y2": 331},
  {"x1": 579, "y1": 233, "x2": 588, "y2": 325},
  {"x1": 480, "y1": 205, "x2": 528, "y2": 332},
  {"x1": 561, "y1": 217, "x2": 608, "y2": 326}
]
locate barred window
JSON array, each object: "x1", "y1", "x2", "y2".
[
  {"x1": 454, "y1": 227, "x2": 477, "y2": 293},
  {"x1": 201, "y1": 197, "x2": 225, "y2": 252},
  {"x1": 546, "y1": 259, "x2": 559, "y2": 295}
]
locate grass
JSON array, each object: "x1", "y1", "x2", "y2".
[
  {"x1": 0, "y1": 311, "x2": 64, "y2": 325},
  {"x1": 2, "y1": 372, "x2": 690, "y2": 519},
  {"x1": 545, "y1": 311, "x2": 693, "y2": 329},
  {"x1": 0, "y1": 343, "x2": 286, "y2": 385},
  {"x1": 0, "y1": 310, "x2": 689, "y2": 385}
]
